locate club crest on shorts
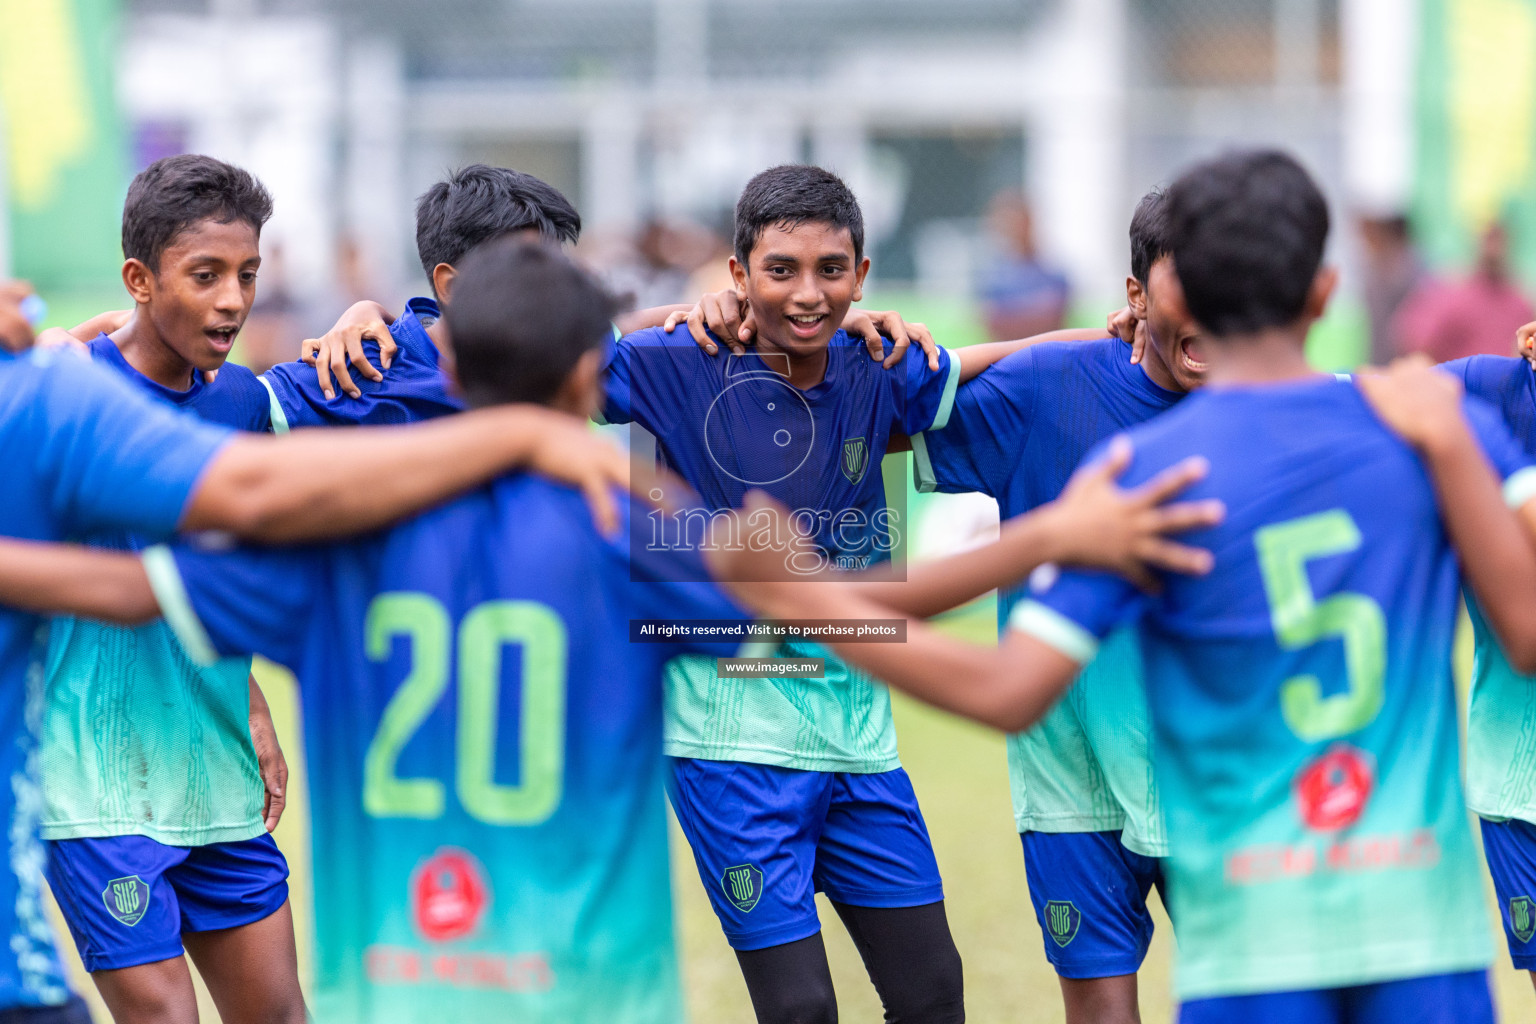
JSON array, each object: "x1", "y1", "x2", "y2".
[
  {"x1": 1513, "y1": 896, "x2": 1536, "y2": 944},
  {"x1": 722, "y1": 863, "x2": 763, "y2": 913},
  {"x1": 841, "y1": 437, "x2": 869, "y2": 484},
  {"x1": 102, "y1": 876, "x2": 150, "y2": 927},
  {"x1": 1043, "y1": 900, "x2": 1080, "y2": 947}
]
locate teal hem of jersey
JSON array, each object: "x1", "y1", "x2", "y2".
[
  {"x1": 142, "y1": 546, "x2": 219, "y2": 667},
  {"x1": 928, "y1": 348, "x2": 962, "y2": 432},
  {"x1": 911, "y1": 432, "x2": 937, "y2": 493},
  {"x1": 1504, "y1": 466, "x2": 1536, "y2": 509},
  {"x1": 258, "y1": 375, "x2": 290, "y2": 435},
  {"x1": 1173, "y1": 939, "x2": 1492, "y2": 1002},
  {"x1": 1008, "y1": 600, "x2": 1099, "y2": 663},
  {"x1": 737, "y1": 639, "x2": 777, "y2": 659},
  {"x1": 662, "y1": 741, "x2": 902, "y2": 775},
  {"x1": 42, "y1": 819, "x2": 267, "y2": 847}
]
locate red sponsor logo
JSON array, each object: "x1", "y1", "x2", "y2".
[
  {"x1": 1293, "y1": 746, "x2": 1375, "y2": 832},
  {"x1": 410, "y1": 848, "x2": 490, "y2": 943}
]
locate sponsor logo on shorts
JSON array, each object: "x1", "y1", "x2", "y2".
[
  {"x1": 1294, "y1": 745, "x2": 1374, "y2": 832},
  {"x1": 101, "y1": 876, "x2": 150, "y2": 927},
  {"x1": 722, "y1": 863, "x2": 763, "y2": 913},
  {"x1": 1043, "y1": 900, "x2": 1080, "y2": 947},
  {"x1": 841, "y1": 437, "x2": 869, "y2": 484},
  {"x1": 410, "y1": 848, "x2": 490, "y2": 943},
  {"x1": 1513, "y1": 896, "x2": 1536, "y2": 944}
]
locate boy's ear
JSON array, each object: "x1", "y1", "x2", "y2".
[
  {"x1": 432, "y1": 263, "x2": 458, "y2": 304},
  {"x1": 728, "y1": 256, "x2": 748, "y2": 296},
  {"x1": 121, "y1": 259, "x2": 154, "y2": 306},
  {"x1": 1305, "y1": 266, "x2": 1340, "y2": 321},
  {"x1": 1126, "y1": 275, "x2": 1148, "y2": 319},
  {"x1": 558, "y1": 347, "x2": 605, "y2": 420},
  {"x1": 852, "y1": 256, "x2": 871, "y2": 304}
]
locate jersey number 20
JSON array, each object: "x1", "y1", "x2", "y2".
[
  {"x1": 1255, "y1": 509, "x2": 1386, "y2": 741},
  {"x1": 361, "y1": 592, "x2": 568, "y2": 825}
]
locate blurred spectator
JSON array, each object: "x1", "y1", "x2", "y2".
[
  {"x1": 239, "y1": 243, "x2": 304, "y2": 375},
  {"x1": 598, "y1": 218, "x2": 724, "y2": 310},
  {"x1": 1357, "y1": 213, "x2": 1428, "y2": 365},
  {"x1": 978, "y1": 191, "x2": 1070, "y2": 342},
  {"x1": 1395, "y1": 221, "x2": 1535, "y2": 363}
]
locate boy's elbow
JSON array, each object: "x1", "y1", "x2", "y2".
[{"x1": 1510, "y1": 639, "x2": 1536, "y2": 677}]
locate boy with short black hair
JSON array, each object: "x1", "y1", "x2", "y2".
[
  {"x1": 724, "y1": 148, "x2": 1536, "y2": 1023},
  {"x1": 909, "y1": 186, "x2": 1204, "y2": 1022},
  {"x1": 41, "y1": 153, "x2": 306, "y2": 1024}
]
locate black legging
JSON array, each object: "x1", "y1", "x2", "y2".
[{"x1": 735, "y1": 900, "x2": 965, "y2": 1024}]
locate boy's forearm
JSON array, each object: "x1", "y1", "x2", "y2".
[
  {"x1": 731, "y1": 578, "x2": 1079, "y2": 732},
  {"x1": 0, "y1": 540, "x2": 158, "y2": 625},
  {"x1": 616, "y1": 304, "x2": 693, "y2": 335},
  {"x1": 1420, "y1": 426, "x2": 1536, "y2": 671},
  {"x1": 956, "y1": 328, "x2": 1108, "y2": 382},
  {"x1": 183, "y1": 405, "x2": 574, "y2": 543},
  {"x1": 846, "y1": 510, "x2": 1063, "y2": 619}
]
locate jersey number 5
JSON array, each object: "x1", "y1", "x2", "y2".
[
  {"x1": 361, "y1": 592, "x2": 568, "y2": 825},
  {"x1": 1255, "y1": 509, "x2": 1386, "y2": 741}
]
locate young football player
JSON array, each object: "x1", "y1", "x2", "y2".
[
  {"x1": 1436, "y1": 337, "x2": 1536, "y2": 993},
  {"x1": 40, "y1": 154, "x2": 303, "y2": 1024},
  {"x1": 715, "y1": 149, "x2": 1536, "y2": 1024},
  {"x1": 908, "y1": 188, "x2": 1204, "y2": 1022},
  {"x1": 0, "y1": 239, "x2": 1223, "y2": 1024},
  {"x1": 0, "y1": 264, "x2": 649, "y2": 1024}
]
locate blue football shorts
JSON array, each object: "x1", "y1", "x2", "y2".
[
  {"x1": 1021, "y1": 829, "x2": 1164, "y2": 979},
  {"x1": 668, "y1": 758, "x2": 945, "y2": 951},
  {"x1": 1177, "y1": 970, "x2": 1494, "y2": 1024},
  {"x1": 45, "y1": 833, "x2": 289, "y2": 972},
  {"x1": 1479, "y1": 815, "x2": 1536, "y2": 970}
]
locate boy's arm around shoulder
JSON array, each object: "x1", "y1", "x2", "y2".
[
  {"x1": 0, "y1": 539, "x2": 159, "y2": 625},
  {"x1": 1358, "y1": 361, "x2": 1536, "y2": 672}
]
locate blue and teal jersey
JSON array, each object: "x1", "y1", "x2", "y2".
[
  {"x1": 1441, "y1": 355, "x2": 1536, "y2": 824},
  {"x1": 1012, "y1": 377, "x2": 1535, "y2": 999},
  {"x1": 259, "y1": 297, "x2": 464, "y2": 432},
  {"x1": 148, "y1": 479, "x2": 751, "y2": 1024},
  {"x1": 0, "y1": 348, "x2": 230, "y2": 1008},
  {"x1": 40, "y1": 336, "x2": 269, "y2": 846},
  {"x1": 601, "y1": 327, "x2": 960, "y2": 772},
  {"x1": 915, "y1": 337, "x2": 1180, "y2": 854}
]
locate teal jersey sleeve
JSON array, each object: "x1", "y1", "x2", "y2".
[
  {"x1": 889, "y1": 338, "x2": 960, "y2": 437},
  {"x1": 145, "y1": 538, "x2": 326, "y2": 671}
]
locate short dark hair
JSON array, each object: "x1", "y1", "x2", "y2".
[
  {"x1": 1164, "y1": 150, "x2": 1330, "y2": 337},
  {"x1": 733, "y1": 165, "x2": 864, "y2": 266},
  {"x1": 122, "y1": 155, "x2": 273, "y2": 272},
  {"x1": 415, "y1": 165, "x2": 582, "y2": 283},
  {"x1": 1129, "y1": 187, "x2": 1172, "y2": 285},
  {"x1": 444, "y1": 238, "x2": 616, "y2": 408}
]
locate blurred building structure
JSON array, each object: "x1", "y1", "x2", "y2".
[{"x1": 101, "y1": 0, "x2": 1403, "y2": 314}]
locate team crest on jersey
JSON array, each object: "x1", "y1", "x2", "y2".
[
  {"x1": 411, "y1": 848, "x2": 491, "y2": 943},
  {"x1": 1043, "y1": 900, "x2": 1080, "y2": 947},
  {"x1": 1513, "y1": 897, "x2": 1536, "y2": 944},
  {"x1": 841, "y1": 437, "x2": 869, "y2": 484},
  {"x1": 102, "y1": 876, "x2": 150, "y2": 927},
  {"x1": 722, "y1": 863, "x2": 764, "y2": 913}
]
